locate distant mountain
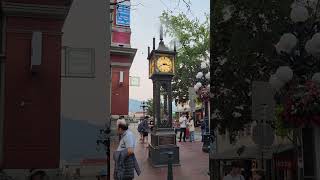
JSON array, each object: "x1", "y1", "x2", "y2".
[
  {"x1": 129, "y1": 99, "x2": 142, "y2": 112},
  {"x1": 129, "y1": 99, "x2": 177, "y2": 113}
]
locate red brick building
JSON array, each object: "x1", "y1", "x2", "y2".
[
  {"x1": 0, "y1": 0, "x2": 70, "y2": 170},
  {"x1": 110, "y1": 0, "x2": 137, "y2": 116}
]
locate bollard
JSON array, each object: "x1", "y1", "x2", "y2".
[
  {"x1": 161, "y1": 151, "x2": 174, "y2": 180},
  {"x1": 167, "y1": 152, "x2": 173, "y2": 180}
]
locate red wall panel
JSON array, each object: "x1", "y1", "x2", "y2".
[
  {"x1": 2, "y1": 16, "x2": 63, "y2": 168},
  {"x1": 111, "y1": 67, "x2": 130, "y2": 115},
  {"x1": 111, "y1": 54, "x2": 132, "y2": 64},
  {"x1": 112, "y1": 31, "x2": 130, "y2": 45}
]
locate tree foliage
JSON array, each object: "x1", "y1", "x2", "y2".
[
  {"x1": 146, "y1": 99, "x2": 154, "y2": 117},
  {"x1": 210, "y1": 0, "x2": 293, "y2": 141},
  {"x1": 146, "y1": 99, "x2": 164, "y2": 117},
  {"x1": 160, "y1": 11, "x2": 210, "y2": 104}
]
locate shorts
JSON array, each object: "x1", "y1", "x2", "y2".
[{"x1": 143, "y1": 132, "x2": 148, "y2": 137}]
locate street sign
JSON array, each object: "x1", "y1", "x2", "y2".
[
  {"x1": 252, "y1": 81, "x2": 275, "y2": 123},
  {"x1": 116, "y1": 4, "x2": 130, "y2": 26},
  {"x1": 252, "y1": 124, "x2": 275, "y2": 147}
]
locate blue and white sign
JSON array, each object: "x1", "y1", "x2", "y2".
[{"x1": 116, "y1": 4, "x2": 130, "y2": 26}]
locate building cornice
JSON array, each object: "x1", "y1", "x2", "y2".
[
  {"x1": 110, "y1": 62, "x2": 132, "y2": 67},
  {"x1": 1, "y1": 2, "x2": 71, "y2": 20},
  {"x1": 110, "y1": 45, "x2": 137, "y2": 58}
]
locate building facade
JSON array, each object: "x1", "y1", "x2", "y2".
[
  {"x1": 0, "y1": 0, "x2": 70, "y2": 168},
  {"x1": 0, "y1": 0, "x2": 71, "y2": 178},
  {"x1": 60, "y1": 0, "x2": 111, "y2": 178},
  {"x1": 110, "y1": 0, "x2": 137, "y2": 116}
]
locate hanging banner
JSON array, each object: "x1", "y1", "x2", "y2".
[{"x1": 116, "y1": 4, "x2": 130, "y2": 26}]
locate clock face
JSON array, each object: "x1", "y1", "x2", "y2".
[{"x1": 157, "y1": 57, "x2": 172, "y2": 73}]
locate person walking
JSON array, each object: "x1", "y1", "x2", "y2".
[
  {"x1": 251, "y1": 169, "x2": 264, "y2": 180},
  {"x1": 96, "y1": 169, "x2": 107, "y2": 180},
  {"x1": 200, "y1": 118, "x2": 206, "y2": 142},
  {"x1": 137, "y1": 119, "x2": 143, "y2": 142},
  {"x1": 187, "y1": 117, "x2": 195, "y2": 142},
  {"x1": 117, "y1": 116, "x2": 126, "y2": 141},
  {"x1": 179, "y1": 113, "x2": 187, "y2": 142},
  {"x1": 222, "y1": 161, "x2": 245, "y2": 180},
  {"x1": 113, "y1": 120, "x2": 141, "y2": 180},
  {"x1": 140, "y1": 116, "x2": 150, "y2": 144}
]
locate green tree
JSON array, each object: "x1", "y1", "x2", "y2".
[
  {"x1": 146, "y1": 99, "x2": 154, "y2": 117},
  {"x1": 146, "y1": 99, "x2": 164, "y2": 117},
  {"x1": 160, "y1": 12, "x2": 210, "y2": 104},
  {"x1": 210, "y1": 0, "x2": 293, "y2": 141}
]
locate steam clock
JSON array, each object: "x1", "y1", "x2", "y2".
[{"x1": 147, "y1": 28, "x2": 180, "y2": 167}]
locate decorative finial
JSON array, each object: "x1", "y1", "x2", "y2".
[
  {"x1": 160, "y1": 25, "x2": 163, "y2": 41},
  {"x1": 153, "y1": 37, "x2": 155, "y2": 50}
]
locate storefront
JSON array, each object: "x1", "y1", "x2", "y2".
[{"x1": 273, "y1": 149, "x2": 297, "y2": 180}]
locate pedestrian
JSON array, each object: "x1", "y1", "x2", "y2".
[
  {"x1": 29, "y1": 170, "x2": 48, "y2": 180},
  {"x1": 63, "y1": 165, "x2": 71, "y2": 180},
  {"x1": 113, "y1": 120, "x2": 141, "y2": 180},
  {"x1": 117, "y1": 116, "x2": 126, "y2": 141},
  {"x1": 149, "y1": 117, "x2": 154, "y2": 132},
  {"x1": 137, "y1": 119, "x2": 143, "y2": 141},
  {"x1": 187, "y1": 117, "x2": 195, "y2": 142},
  {"x1": 179, "y1": 113, "x2": 187, "y2": 142},
  {"x1": 200, "y1": 119, "x2": 206, "y2": 142},
  {"x1": 251, "y1": 169, "x2": 264, "y2": 180},
  {"x1": 140, "y1": 116, "x2": 150, "y2": 144},
  {"x1": 222, "y1": 161, "x2": 245, "y2": 180},
  {"x1": 96, "y1": 169, "x2": 107, "y2": 180}
]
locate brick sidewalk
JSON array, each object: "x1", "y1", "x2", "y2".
[{"x1": 110, "y1": 124, "x2": 210, "y2": 180}]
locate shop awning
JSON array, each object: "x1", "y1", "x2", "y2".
[{"x1": 210, "y1": 144, "x2": 295, "y2": 160}]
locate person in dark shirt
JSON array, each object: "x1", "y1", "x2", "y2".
[{"x1": 200, "y1": 119, "x2": 206, "y2": 142}]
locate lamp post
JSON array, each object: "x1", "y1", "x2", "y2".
[
  {"x1": 140, "y1": 101, "x2": 147, "y2": 117},
  {"x1": 194, "y1": 61, "x2": 211, "y2": 152}
]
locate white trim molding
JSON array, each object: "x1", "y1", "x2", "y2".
[
  {"x1": 111, "y1": 62, "x2": 131, "y2": 67},
  {"x1": 111, "y1": 43, "x2": 131, "y2": 48}
]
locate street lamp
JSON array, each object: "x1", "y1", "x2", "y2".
[
  {"x1": 194, "y1": 61, "x2": 211, "y2": 152},
  {"x1": 140, "y1": 101, "x2": 147, "y2": 117}
]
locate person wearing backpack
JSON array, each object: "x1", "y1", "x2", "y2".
[{"x1": 140, "y1": 116, "x2": 150, "y2": 144}]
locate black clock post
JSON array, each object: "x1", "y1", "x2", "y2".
[{"x1": 147, "y1": 29, "x2": 180, "y2": 167}]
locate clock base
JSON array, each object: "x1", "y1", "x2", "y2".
[{"x1": 148, "y1": 130, "x2": 180, "y2": 167}]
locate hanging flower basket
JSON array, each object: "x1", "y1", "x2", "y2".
[{"x1": 281, "y1": 81, "x2": 320, "y2": 127}]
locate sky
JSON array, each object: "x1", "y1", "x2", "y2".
[{"x1": 129, "y1": 0, "x2": 210, "y2": 101}]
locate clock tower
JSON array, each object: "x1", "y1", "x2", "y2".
[{"x1": 147, "y1": 27, "x2": 180, "y2": 167}]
